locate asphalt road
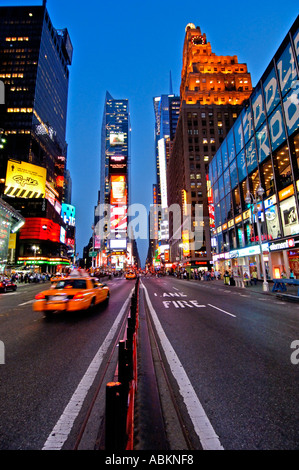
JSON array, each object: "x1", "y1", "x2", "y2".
[
  {"x1": 0, "y1": 277, "x2": 134, "y2": 450},
  {"x1": 141, "y1": 275, "x2": 299, "y2": 450},
  {"x1": 1, "y1": 274, "x2": 299, "y2": 451}
]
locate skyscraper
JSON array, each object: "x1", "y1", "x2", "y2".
[
  {"x1": 0, "y1": 3, "x2": 73, "y2": 273},
  {"x1": 152, "y1": 92, "x2": 180, "y2": 267},
  {"x1": 95, "y1": 91, "x2": 130, "y2": 271},
  {"x1": 167, "y1": 23, "x2": 253, "y2": 273}
]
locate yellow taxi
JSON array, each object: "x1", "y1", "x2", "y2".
[
  {"x1": 33, "y1": 270, "x2": 110, "y2": 317},
  {"x1": 125, "y1": 270, "x2": 137, "y2": 280},
  {"x1": 50, "y1": 273, "x2": 65, "y2": 284}
]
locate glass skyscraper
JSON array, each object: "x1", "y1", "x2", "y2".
[
  {"x1": 95, "y1": 92, "x2": 130, "y2": 271},
  {"x1": 210, "y1": 15, "x2": 299, "y2": 280},
  {"x1": 0, "y1": 3, "x2": 73, "y2": 272}
]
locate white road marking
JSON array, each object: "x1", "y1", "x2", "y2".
[
  {"x1": 173, "y1": 287, "x2": 179, "y2": 291},
  {"x1": 18, "y1": 300, "x2": 34, "y2": 306},
  {"x1": 142, "y1": 281, "x2": 223, "y2": 451},
  {"x1": 42, "y1": 290, "x2": 133, "y2": 450},
  {"x1": 208, "y1": 304, "x2": 236, "y2": 318}
]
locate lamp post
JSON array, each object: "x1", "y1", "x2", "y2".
[
  {"x1": 245, "y1": 185, "x2": 269, "y2": 292},
  {"x1": 32, "y1": 245, "x2": 38, "y2": 273}
]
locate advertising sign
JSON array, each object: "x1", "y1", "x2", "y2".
[
  {"x1": 61, "y1": 204, "x2": 76, "y2": 226},
  {"x1": 109, "y1": 155, "x2": 127, "y2": 174},
  {"x1": 110, "y1": 132, "x2": 125, "y2": 146},
  {"x1": 110, "y1": 175, "x2": 127, "y2": 205},
  {"x1": 280, "y1": 196, "x2": 299, "y2": 236},
  {"x1": 110, "y1": 205, "x2": 127, "y2": 232},
  {"x1": 5, "y1": 160, "x2": 46, "y2": 198}
]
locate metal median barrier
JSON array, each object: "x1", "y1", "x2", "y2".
[{"x1": 105, "y1": 277, "x2": 140, "y2": 450}]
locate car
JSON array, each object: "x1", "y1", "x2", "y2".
[
  {"x1": 0, "y1": 278, "x2": 17, "y2": 293},
  {"x1": 50, "y1": 273, "x2": 65, "y2": 283},
  {"x1": 33, "y1": 271, "x2": 110, "y2": 317},
  {"x1": 125, "y1": 271, "x2": 137, "y2": 280}
]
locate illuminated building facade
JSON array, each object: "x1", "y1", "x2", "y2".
[
  {"x1": 153, "y1": 92, "x2": 180, "y2": 267},
  {"x1": 167, "y1": 23, "x2": 253, "y2": 272},
  {"x1": 0, "y1": 3, "x2": 73, "y2": 272},
  {"x1": 96, "y1": 92, "x2": 130, "y2": 271},
  {"x1": 210, "y1": 15, "x2": 299, "y2": 280}
]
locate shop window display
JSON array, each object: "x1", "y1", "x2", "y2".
[{"x1": 280, "y1": 196, "x2": 299, "y2": 236}]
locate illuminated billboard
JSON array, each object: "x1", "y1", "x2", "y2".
[
  {"x1": 110, "y1": 132, "x2": 125, "y2": 146},
  {"x1": 110, "y1": 205, "x2": 127, "y2": 232},
  {"x1": 5, "y1": 160, "x2": 46, "y2": 198},
  {"x1": 61, "y1": 204, "x2": 76, "y2": 226},
  {"x1": 109, "y1": 155, "x2": 127, "y2": 174},
  {"x1": 158, "y1": 138, "x2": 168, "y2": 209},
  {"x1": 110, "y1": 175, "x2": 127, "y2": 205}
]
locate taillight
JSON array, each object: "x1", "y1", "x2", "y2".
[
  {"x1": 35, "y1": 293, "x2": 45, "y2": 300},
  {"x1": 73, "y1": 292, "x2": 84, "y2": 300}
]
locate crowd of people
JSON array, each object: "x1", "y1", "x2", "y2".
[{"x1": 9, "y1": 272, "x2": 51, "y2": 284}]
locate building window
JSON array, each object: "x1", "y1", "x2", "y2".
[{"x1": 273, "y1": 144, "x2": 293, "y2": 191}]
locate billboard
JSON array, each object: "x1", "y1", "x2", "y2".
[
  {"x1": 110, "y1": 132, "x2": 125, "y2": 146},
  {"x1": 61, "y1": 204, "x2": 76, "y2": 226},
  {"x1": 110, "y1": 205, "x2": 127, "y2": 232},
  {"x1": 5, "y1": 160, "x2": 46, "y2": 198},
  {"x1": 109, "y1": 155, "x2": 127, "y2": 174},
  {"x1": 110, "y1": 175, "x2": 127, "y2": 205}
]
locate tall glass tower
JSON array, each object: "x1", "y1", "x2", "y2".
[
  {"x1": 96, "y1": 92, "x2": 131, "y2": 271},
  {"x1": 0, "y1": 3, "x2": 73, "y2": 273}
]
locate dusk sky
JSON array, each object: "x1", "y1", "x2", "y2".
[{"x1": 4, "y1": 0, "x2": 299, "y2": 265}]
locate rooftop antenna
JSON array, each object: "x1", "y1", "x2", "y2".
[{"x1": 169, "y1": 71, "x2": 173, "y2": 95}]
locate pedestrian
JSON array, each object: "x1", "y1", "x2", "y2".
[
  {"x1": 281, "y1": 269, "x2": 287, "y2": 279},
  {"x1": 251, "y1": 269, "x2": 258, "y2": 285},
  {"x1": 290, "y1": 269, "x2": 295, "y2": 279}
]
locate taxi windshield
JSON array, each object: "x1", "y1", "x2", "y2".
[{"x1": 55, "y1": 279, "x2": 87, "y2": 290}]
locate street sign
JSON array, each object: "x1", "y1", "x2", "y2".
[{"x1": 89, "y1": 251, "x2": 97, "y2": 257}]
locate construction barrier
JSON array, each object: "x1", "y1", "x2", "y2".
[{"x1": 105, "y1": 277, "x2": 140, "y2": 450}]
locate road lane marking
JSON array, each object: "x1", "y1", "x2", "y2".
[
  {"x1": 42, "y1": 289, "x2": 133, "y2": 450},
  {"x1": 18, "y1": 300, "x2": 34, "y2": 306},
  {"x1": 142, "y1": 281, "x2": 223, "y2": 451},
  {"x1": 208, "y1": 304, "x2": 236, "y2": 318}
]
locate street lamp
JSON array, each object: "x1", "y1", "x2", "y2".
[
  {"x1": 245, "y1": 185, "x2": 269, "y2": 292},
  {"x1": 32, "y1": 245, "x2": 38, "y2": 272}
]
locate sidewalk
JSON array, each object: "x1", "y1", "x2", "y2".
[{"x1": 192, "y1": 277, "x2": 299, "y2": 300}]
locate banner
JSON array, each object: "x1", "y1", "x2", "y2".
[{"x1": 5, "y1": 160, "x2": 46, "y2": 198}]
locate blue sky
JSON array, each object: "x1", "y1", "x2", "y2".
[{"x1": 3, "y1": 0, "x2": 299, "y2": 265}]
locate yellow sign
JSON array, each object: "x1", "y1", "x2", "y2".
[
  {"x1": 8, "y1": 233, "x2": 16, "y2": 249},
  {"x1": 278, "y1": 184, "x2": 294, "y2": 202},
  {"x1": 182, "y1": 230, "x2": 190, "y2": 257},
  {"x1": 228, "y1": 219, "x2": 234, "y2": 228},
  {"x1": 5, "y1": 160, "x2": 46, "y2": 198},
  {"x1": 242, "y1": 210, "x2": 251, "y2": 221}
]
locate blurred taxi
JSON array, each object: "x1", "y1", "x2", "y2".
[
  {"x1": 125, "y1": 270, "x2": 137, "y2": 280},
  {"x1": 50, "y1": 273, "x2": 65, "y2": 284},
  {"x1": 33, "y1": 270, "x2": 110, "y2": 316}
]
